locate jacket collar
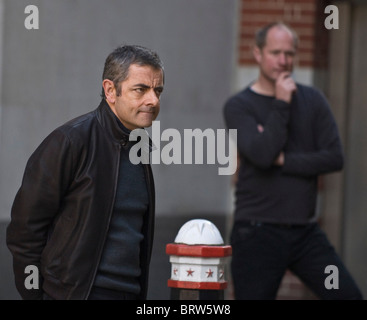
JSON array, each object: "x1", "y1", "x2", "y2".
[
  {"x1": 96, "y1": 99, "x2": 130, "y2": 144},
  {"x1": 96, "y1": 99, "x2": 154, "y2": 152}
]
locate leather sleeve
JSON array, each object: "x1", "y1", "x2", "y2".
[{"x1": 6, "y1": 128, "x2": 74, "y2": 300}]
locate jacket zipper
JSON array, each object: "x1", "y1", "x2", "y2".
[{"x1": 84, "y1": 142, "x2": 122, "y2": 299}]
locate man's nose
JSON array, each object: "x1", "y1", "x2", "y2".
[
  {"x1": 145, "y1": 89, "x2": 160, "y2": 106},
  {"x1": 278, "y1": 52, "x2": 287, "y2": 65}
]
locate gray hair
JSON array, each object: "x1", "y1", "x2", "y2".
[{"x1": 101, "y1": 44, "x2": 164, "y2": 99}]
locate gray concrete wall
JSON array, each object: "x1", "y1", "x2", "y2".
[{"x1": 0, "y1": 0, "x2": 237, "y2": 299}]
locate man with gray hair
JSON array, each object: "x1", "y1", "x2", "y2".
[{"x1": 7, "y1": 45, "x2": 164, "y2": 300}]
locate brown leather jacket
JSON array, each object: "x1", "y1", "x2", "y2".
[{"x1": 6, "y1": 99, "x2": 155, "y2": 300}]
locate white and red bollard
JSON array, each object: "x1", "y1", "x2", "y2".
[{"x1": 166, "y1": 219, "x2": 232, "y2": 300}]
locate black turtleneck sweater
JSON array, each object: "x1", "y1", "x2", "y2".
[{"x1": 224, "y1": 84, "x2": 344, "y2": 225}]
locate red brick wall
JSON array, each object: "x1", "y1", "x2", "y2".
[{"x1": 238, "y1": 0, "x2": 330, "y2": 68}]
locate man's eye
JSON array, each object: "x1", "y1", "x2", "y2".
[{"x1": 135, "y1": 88, "x2": 145, "y2": 93}]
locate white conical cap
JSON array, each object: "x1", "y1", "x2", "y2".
[{"x1": 174, "y1": 219, "x2": 224, "y2": 245}]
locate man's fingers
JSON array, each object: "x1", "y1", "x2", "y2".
[
  {"x1": 275, "y1": 73, "x2": 296, "y2": 103},
  {"x1": 279, "y1": 73, "x2": 296, "y2": 92},
  {"x1": 278, "y1": 72, "x2": 291, "y2": 81}
]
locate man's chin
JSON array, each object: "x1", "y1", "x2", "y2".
[{"x1": 137, "y1": 120, "x2": 156, "y2": 129}]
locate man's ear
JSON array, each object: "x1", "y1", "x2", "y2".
[
  {"x1": 102, "y1": 79, "x2": 116, "y2": 104},
  {"x1": 253, "y1": 45, "x2": 262, "y2": 64}
]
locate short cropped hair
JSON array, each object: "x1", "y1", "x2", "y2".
[
  {"x1": 101, "y1": 45, "x2": 164, "y2": 99},
  {"x1": 255, "y1": 22, "x2": 299, "y2": 50}
]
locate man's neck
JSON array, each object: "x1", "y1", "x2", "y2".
[{"x1": 251, "y1": 77, "x2": 275, "y2": 96}]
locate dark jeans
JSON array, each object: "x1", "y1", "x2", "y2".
[{"x1": 230, "y1": 221, "x2": 363, "y2": 300}]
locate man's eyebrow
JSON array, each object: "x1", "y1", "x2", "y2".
[
  {"x1": 132, "y1": 83, "x2": 150, "y2": 88},
  {"x1": 132, "y1": 83, "x2": 164, "y2": 90}
]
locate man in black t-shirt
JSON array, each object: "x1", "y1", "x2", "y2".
[{"x1": 224, "y1": 22, "x2": 362, "y2": 300}]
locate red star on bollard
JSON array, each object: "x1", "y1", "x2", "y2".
[
  {"x1": 186, "y1": 268, "x2": 194, "y2": 276},
  {"x1": 206, "y1": 269, "x2": 214, "y2": 278}
]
